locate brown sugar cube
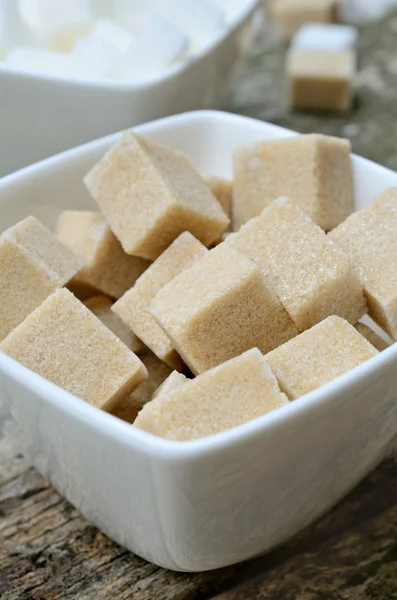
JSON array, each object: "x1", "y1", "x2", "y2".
[
  {"x1": 110, "y1": 401, "x2": 141, "y2": 424},
  {"x1": 274, "y1": 0, "x2": 338, "y2": 38},
  {"x1": 355, "y1": 322, "x2": 390, "y2": 353},
  {"x1": 129, "y1": 350, "x2": 173, "y2": 407},
  {"x1": 329, "y1": 188, "x2": 397, "y2": 339},
  {"x1": 134, "y1": 348, "x2": 289, "y2": 441},
  {"x1": 84, "y1": 294, "x2": 144, "y2": 354},
  {"x1": 112, "y1": 232, "x2": 209, "y2": 370},
  {"x1": 204, "y1": 176, "x2": 233, "y2": 232},
  {"x1": 0, "y1": 239, "x2": 59, "y2": 342},
  {"x1": 84, "y1": 132, "x2": 229, "y2": 260},
  {"x1": 286, "y1": 49, "x2": 356, "y2": 112},
  {"x1": 0, "y1": 217, "x2": 80, "y2": 341},
  {"x1": 67, "y1": 280, "x2": 99, "y2": 301},
  {"x1": 226, "y1": 197, "x2": 367, "y2": 331},
  {"x1": 220, "y1": 232, "x2": 231, "y2": 242},
  {"x1": 233, "y1": 133, "x2": 353, "y2": 231},
  {"x1": 266, "y1": 316, "x2": 378, "y2": 400},
  {"x1": 56, "y1": 211, "x2": 149, "y2": 299},
  {"x1": 3, "y1": 216, "x2": 81, "y2": 284},
  {"x1": 112, "y1": 350, "x2": 173, "y2": 423},
  {"x1": 0, "y1": 289, "x2": 147, "y2": 412},
  {"x1": 152, "y1": 371, "x2": 188, "y2": 399},
  {"x1": 149, "y1": 243, "x2": 298, "y2": 375}
]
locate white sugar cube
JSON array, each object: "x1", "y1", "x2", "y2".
[
  {"x1": 3, "y1": 47, "x2": 89, "y2": 79},
  {"x1": 18, "y1": 0, "x2": 92, "y2": 33},
  {"x1": 291, "y1": 23, "x2": 358, "y2": 52},
  {"x1": 113, "y1": 0, "x2": 156, "y2": 33},
  {"x1": 155, "y1": 0, "x2": 225, "y2": 52},
  {"x1": 0, "y1": 0, "x2": 33, "y2": 48},
  {"x1": 89, "y1": 17, "x2": 134, "y2": 53},
  {"x1": 0, "y1": 0, "x2": 9, "y2": 48},
  {"x1": 118, "y1": 16, "x2": 188, "y2": 80},
  {"x1": 18, "y1": 0, "x2": 93, "y2": 52},
  {"x1": 71, "y1": 38, "x2": 121, "y2": 79}
]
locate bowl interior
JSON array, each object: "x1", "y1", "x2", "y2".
[
  {"x1": 1, "y1": 111, "x2": 397, "y2": 573},
  {"x1": 0, "y1": 0, "x2": 259, "y2": 85}
]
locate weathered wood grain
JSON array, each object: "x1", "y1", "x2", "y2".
[
  {"x1": 0, "y1": 439, "x2": 239, "y2": 600},
  {"x1": 2, "y1": 12, "x2": 397, "y2": 600},
  {"x1": 2, "y1": 433, "x2": 397, "y2": 600},
  {"x1": 212, "y1": 460, "x2": 397, "y2": 600}
]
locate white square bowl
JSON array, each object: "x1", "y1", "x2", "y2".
[
  {"x1": 0, "y1": 1, "x2": 258, "y2": 177},
  {"x1": 1, "y1": 110, "x2": 397, "y2": 573}
]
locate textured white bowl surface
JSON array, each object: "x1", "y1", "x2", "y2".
[{"x1": 1, "y1": 110, "x2": 397, "y2": 572}]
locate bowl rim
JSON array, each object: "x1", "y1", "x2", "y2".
[
  {"x1": 0, "y1": 0, "x2": 259, "y2": 90},
  {"x1": 1, "y1": 108, "x2": 396, "y2": 461},
  {"x1": 2, "y1": 346, "x2": 396, "y2": 459}
]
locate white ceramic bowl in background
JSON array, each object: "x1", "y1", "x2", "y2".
[
  {"x1": 1, "y1": 111, "x2": 397, "y2": 572},
  {"x1": 0, "y1": 0, "x2": 259, "y2": 177}
]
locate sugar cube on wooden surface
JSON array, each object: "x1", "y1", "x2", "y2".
[
  {"x1": 150, "y1": 242, "x2": 298, "y2": 374},
  {"x1": 227, "y1": 197, "x2": 367, "y2": 331},
  {"x1": 291, "y1": 23, "x2": 358, "y2": 51},
  {"x1": 329, "y1": 188, "x2": 397, "y2": 339},
  {"x1": 0, "y1": 289, "x2": 147, "y2": 412},
  {"x1": 274, "y1": 0, "x2": 338, "y2": 38},
  {"x1": 84, "y1": 294, "x2": 144, "y2": 354},
  {"x1": 233, "y1": 133, "x2": 353, "y2": 231},
  {"x1": 0, "y1": 217, "x2": 80, "y2": 341},
  {"x1": 204, "y1": 176, "x2": 233, "y2": 232},
  {"x1": 56, "y1": 211, "x2": 149, "y2": 299},
  {"x1": 286, "y1": 49, "x2": 356, "y2": 112},
  {"x1": 355, "y1": 322, "x2": 390, "y2": 352},
  {"x1": 134, "y1": 348, "x2": 289, "y2": 440},
  {"x1": 113, "y1": 232, "x2": 208, "y2": 370},
  {"x1": 152, "y1": 370, "x2": 188, "y2": 399},
  {"x1": 266, "y1": 316, "x2": 378, "y2": 400},
  {"x1": 84, "y1": 132, "x2": 229, "y2": 260}
]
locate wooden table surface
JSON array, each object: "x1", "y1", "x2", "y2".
[{"x1": 2, "y1": 13, "x2": 397, "y2": 600}]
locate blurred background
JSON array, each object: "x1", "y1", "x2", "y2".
[{"x1": 0, "y1": 0, "x2": 397, "y2": 175}]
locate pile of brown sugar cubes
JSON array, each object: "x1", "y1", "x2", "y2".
[{"x1": 0, "y1": 130, "x2": 395, "y2": 441}]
